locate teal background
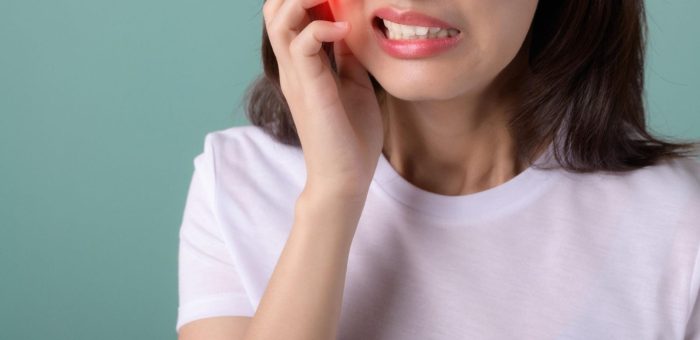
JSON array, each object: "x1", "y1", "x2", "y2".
[{"x1": 0, "y1": 1, "x2": 698, "y2": 339}]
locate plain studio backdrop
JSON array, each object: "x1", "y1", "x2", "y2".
[{"x1": 0, "y1": 0, "x2": 698, "y2": 339}]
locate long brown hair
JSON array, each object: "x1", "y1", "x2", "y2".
[{"x1": 243, "y1": 0, "x2": 699, "y2": 173}]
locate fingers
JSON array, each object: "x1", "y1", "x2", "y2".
[
  {"x1": 263, "y1": 0, "x2": 355, "y2": 106},
  {"x1": 291, "y1": 20, "x2": 348, "y2": 58},
  {"x1": 276, "y1": 0, "x2": 328, "y2": 31},
  {"x1": 290, "y1": 20, "x2": 349, "y2": 79},
  {"x1": 265, "y1": 0, "x2": 327, "y2": 37},
  {"x1": 265, "y1": 0, "x2": 331, "y2": 66},
  {"x1": 262, "y1": 0, "x2": 284, "y2": 27}
]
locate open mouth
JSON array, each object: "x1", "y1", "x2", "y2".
[{"x1": 372, "y1": 16, "x2": 460, "y2": 40}]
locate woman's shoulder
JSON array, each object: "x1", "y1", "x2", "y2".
[
  {"x1": 205, "y1": 124, "x2": 298, "y2": 152},
  {"x1": 550, "y1": 155, "x2": 700, "y2": 218},
  {"x1": 576, "y1": 155, "x2": 700, "y2": 216},
  {"x1": 624, "y1": 156, "x2": 700, "y2": 194},
  {"x1": 563, "y1": 154, "x2": 700, "y2": 190},
  {"x1": 201, "y1": 124, "x2": 306, "y2": 186},
  {"x1": 203, "y1": 125, "x2": 303, "y2": 163}
]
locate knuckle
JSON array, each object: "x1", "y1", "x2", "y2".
[
  {"x1": 307, "y1": 22, "x2": 328, "y2": 44},
  {"x1": 263, "y1": 19, "x2": 272, "y2": 34},
  {"x1": 262, "y1": 1, "x2": 274, "y2": 15},
  {"x1": 289, "y1": 23, "x2": 320, "y2": 57},
  {"x1": 305, "y1": 20, "x2": 321, "y2": 33},
  {"x1": 268, "y1": 19, "x2": 287, "y2": 39},
  {"x1": 289, "y1": 30, "x2": 310, "y2": 53},
  {"x1": 266, "y1": 18, "x2": 279, "y2": 35},
  {"x1": 262, "y1": 6, "x2": 274, "y2": 25},
  {"x1": 288, "y1": 34, "x2": 305, "y2": 56}
]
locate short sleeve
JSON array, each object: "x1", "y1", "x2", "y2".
[
  {"x1": 176, "y1": 134, "x2": 255, "y2": 333},
  {"x1": 685, "y1": 241, "x2": 700, "y2": 340}
]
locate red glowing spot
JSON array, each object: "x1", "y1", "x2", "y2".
[{"x1": 309, "y1": 1, "x2": 335, "y2": 22}]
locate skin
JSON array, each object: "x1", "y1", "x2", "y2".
[
  {"x1": 179, "y1": 1, "x2": 542, "y2": 339},
  {"x1": 328, "y1": 0, "x2": 541, "y2": 195}
]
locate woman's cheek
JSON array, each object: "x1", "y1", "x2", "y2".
[{"x1": 327, "y1": 0, "x2": 348, "y2": 21}]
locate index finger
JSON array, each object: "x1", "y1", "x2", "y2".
[
  {"x1": 262, "y1": 0, "x2": 284, "y2": 29},
  {"x1": 271, "y1": 0, "x2": 329, "y2": 34}
]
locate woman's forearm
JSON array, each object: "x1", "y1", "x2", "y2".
[{"x1": 241, "y1": 188, "x2": 365, "y2": 340}]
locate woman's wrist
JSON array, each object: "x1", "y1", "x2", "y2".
[{"x1": 294, "y1": 185, "x2": 367, "y2": 243}]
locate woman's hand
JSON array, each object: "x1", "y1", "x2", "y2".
[{"x1": 263, "y1": 0, "x2": 385, "y2": 200}]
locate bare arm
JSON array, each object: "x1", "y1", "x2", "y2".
[
  {"x1": 179, "y1": 0, "x2": 385, "y2": 336},
  {"x1": 241, "y1": 188, "x2": 365, "y2": 340},
  {"x1": 178, "y1": 187, "x2": 365, "y2": 340}
]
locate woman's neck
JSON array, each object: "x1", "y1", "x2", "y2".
[{"x1": 379, "y1": 89, "x2": 525, "y2": 196}]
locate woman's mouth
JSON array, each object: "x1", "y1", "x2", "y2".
[
  {"x1": 371, "y1": 15, "x2": 463, "y2": 59},
  {"x1": 373, "y1": 17, "x2": 460, "y2": 40}
]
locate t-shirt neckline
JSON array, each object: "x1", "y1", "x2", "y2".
[{"x1": 371, "y1": 142, "x2": 560, "y2": 221}]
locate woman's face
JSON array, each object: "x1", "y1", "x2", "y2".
[{"x1": 327, "y1": 0, "x2": 539, "y2": 101}]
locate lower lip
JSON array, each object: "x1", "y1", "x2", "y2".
[{"x1": 373, "y1": 22, "x2": 462, "y2": 59}]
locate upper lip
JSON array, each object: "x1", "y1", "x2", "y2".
[{"x1": 372, "y1": 7, "x2": 459, "y2": 30}]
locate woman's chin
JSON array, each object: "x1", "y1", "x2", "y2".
[{"x1": 378, "y1": 84, "x2": 459, "y2": 102}]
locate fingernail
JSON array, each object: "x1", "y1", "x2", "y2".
[{"x1": 333, "y1": 21, "x2": 348, "y2": 29}]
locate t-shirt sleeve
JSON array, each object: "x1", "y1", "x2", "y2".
[
  {"x1": 176, "y1": 133, "x2": 255, "y2": 333},
  {"x1": 685, "y1": 242, "x2": 700, "y2": 340}
]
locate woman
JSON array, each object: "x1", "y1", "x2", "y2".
[{"x1": 176, "y1": 0, "x2": 700, "y2": 339}]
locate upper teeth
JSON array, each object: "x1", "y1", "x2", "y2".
[{"x1": 382, "y1": 19, "x2": 459, "y2": 39}]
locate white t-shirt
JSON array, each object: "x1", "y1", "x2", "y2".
[{"x1": 176, "y1": 125, "x2": 700, "y2": 339}]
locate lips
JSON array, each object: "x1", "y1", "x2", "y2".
[
  {"x1": 370, "y1": 7, "x2": 462, "y2": 59},
  {"x1": 371, "y1": 7, "x2": 460, "y2": 30}
]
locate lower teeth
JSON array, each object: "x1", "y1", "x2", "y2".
[{"x1": 383, "y1": 28, "x2": 456, "y2": 40}]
